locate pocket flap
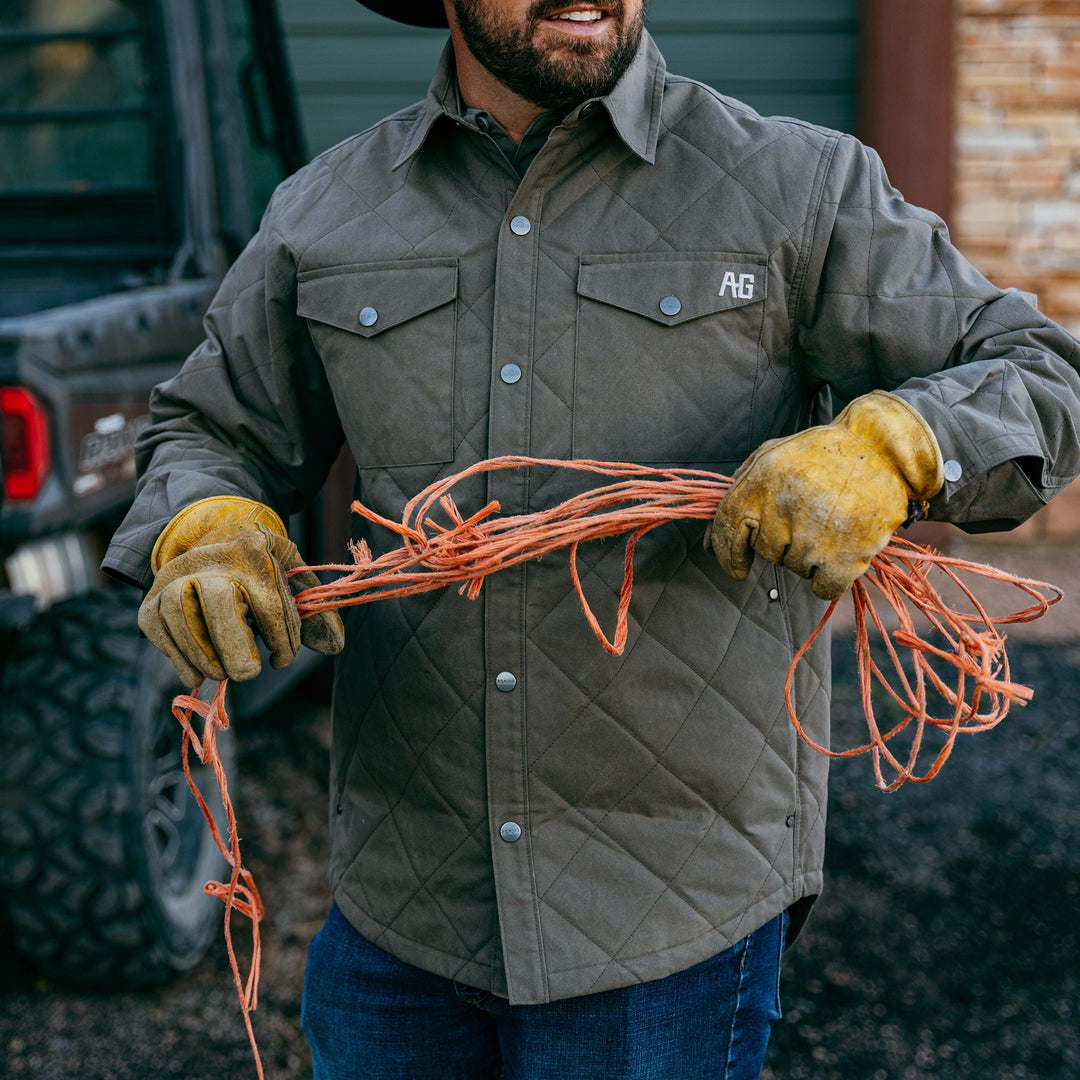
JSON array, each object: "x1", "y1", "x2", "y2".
[
  {"x1": 297, "y1": 260, "x2": 459, "y2": 337},
  {"x1": 577, "y1": 254, "x2": 766, "y2": 325}
]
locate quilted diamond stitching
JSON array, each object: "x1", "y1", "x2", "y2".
[
  {"x1": 311, "y1": 61, "x2": 843, "y2": 1000},
  {"x1": 532, "y1": 741, "x2": 792, "y2": 969}
]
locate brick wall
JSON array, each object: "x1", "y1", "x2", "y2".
[
  {"x1": 952, "y1": 0, "x2": 1080, "y2": 540},
  {"x1": 954, "y1": 0, "x2": 1080, "y2": 331}
]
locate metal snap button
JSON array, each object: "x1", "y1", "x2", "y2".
[
  {"x1": 510, "y1": 215, "x2": 532, "y2": 236},
  {"x1": 659, "y1": 295, "x2": 682, "y2": 317},
  {"x1": 768, "y1": 588, "x2": 780, "y2": 602},
  {"x1": 496, "y1": 671, "x2": 517, "y2": 692},
  {"x1": 943, "y1": 459, "x2": 963, "y2": 483},
  {"x1": 500, "y1": 364, "x2": 522, "y2": 385},
  {"x1": 500, "y1": 821, "x2": 522, "y2": 843},
  {"x1": 358, "y1": 306, "x2": 378, "y2": 327}
]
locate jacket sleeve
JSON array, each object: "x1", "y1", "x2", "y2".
[
  {"x1": 796, "y1": 133, "x2": 1080, "y2": 532},
  {"x1": 102, "y1": 184, "x2": 345, "y2": 590}
]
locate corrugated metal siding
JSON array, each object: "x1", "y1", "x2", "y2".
[{"x1": 277, "y1": 0, "x2": 859, "y2": 158}]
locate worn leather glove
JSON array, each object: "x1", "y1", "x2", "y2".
[
  {"x1": 705, "y1": 390, "x2": 944, "y2": 601},
  {"x1": 139, "y1": 496, "x2": 345, "y2": 687}
]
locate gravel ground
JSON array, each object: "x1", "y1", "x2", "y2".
[{"x1": 2, "y1": 538, "x2": 1078, "y2": 1080}]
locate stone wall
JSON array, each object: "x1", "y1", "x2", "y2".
[
  {"x1": 954, "y1": 0, "x2": 1080, "y2": 331},
  {"x1": 953, "y1": 0, "x2": 1080, "y2": 540}
]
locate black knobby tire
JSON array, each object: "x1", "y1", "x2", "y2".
[{"x1": 0, "y1": 589, "x2": 233, "y2": 985}]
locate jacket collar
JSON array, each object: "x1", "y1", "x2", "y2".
[{"x1": 393, "y1": 29, "x2": 667, "y2": 170}]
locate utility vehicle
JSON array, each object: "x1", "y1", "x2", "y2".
[{"x1": 0, "y1": 0, "x2": 331, "y2": 984}]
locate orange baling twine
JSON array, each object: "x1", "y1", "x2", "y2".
[
  {"x1": 171, "y1": 680, "x2": 263, "y2": 1072},
  {"x1": 171, "y1": 455, "x2": 1062, "y2": 1074}
]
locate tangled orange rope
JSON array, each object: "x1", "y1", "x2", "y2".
[
  {"x1": 172, "y1": 455, "x2": 1063, "y2": 1075},
  {"x1": 171, "y1": 680, "x2": 264, "y2": 1074}
]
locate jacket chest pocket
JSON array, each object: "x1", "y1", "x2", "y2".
[
  {"x1": 572, "y1": 254, "x2": 767, "y2": 466},
  {"x1": 297, "y1": 259, "x2": 458, "y2": 469}
]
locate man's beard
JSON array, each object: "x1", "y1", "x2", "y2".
[{"x1": 451, "y1": 0, "x2": 646, "y2": 112}]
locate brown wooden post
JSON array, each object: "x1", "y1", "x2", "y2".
[{"x1": 859, "y1": 0, "x2": 956, "y2": 224}]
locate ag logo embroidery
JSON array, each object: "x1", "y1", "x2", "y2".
[{"x1": 719, "y1": 271, "x2": 756, "y2": 300}]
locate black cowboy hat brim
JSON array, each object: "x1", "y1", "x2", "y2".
[{"x1": 355, "y1": 1, "x2": 448, "y2": 28}]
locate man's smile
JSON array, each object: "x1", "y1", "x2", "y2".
[{"x1": 540, "y1": 5, "x2": 613, "y2": 38}]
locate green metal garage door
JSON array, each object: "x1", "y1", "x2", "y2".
[{"x1": 276, "y1": 0, "x2": 859, "y2": 159}]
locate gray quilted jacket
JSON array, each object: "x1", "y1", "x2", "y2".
[{"x1": 104, "y1": 33, "x2": 1080, "y2": 1004}]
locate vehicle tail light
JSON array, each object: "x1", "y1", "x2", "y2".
[{"x1": 1, "y1": 386, "x2": 52, "y2": 502}]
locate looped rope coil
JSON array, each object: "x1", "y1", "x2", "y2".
[{"x1": 172, "y1": 455, "x2": 1063, "y2": 1075}]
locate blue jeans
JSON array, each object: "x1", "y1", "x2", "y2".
[{"x1": 302, "y1": 903, "x2": 788, "y2": 1080}]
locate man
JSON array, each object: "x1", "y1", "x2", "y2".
[{"x1": 104, "y1": 2, "x2": 1080, "y2": 1077}]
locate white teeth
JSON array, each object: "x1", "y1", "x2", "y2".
[{"x1": 554, "y1": 10, "x2": 603, "y2": 20}]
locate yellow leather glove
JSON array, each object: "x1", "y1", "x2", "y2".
[
  {"x1": 705, "y1": 390, "x2": 944, "y2": 600},
  {"x1": 138, "y1": 496, "x2": 345, "y2": 687}
]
